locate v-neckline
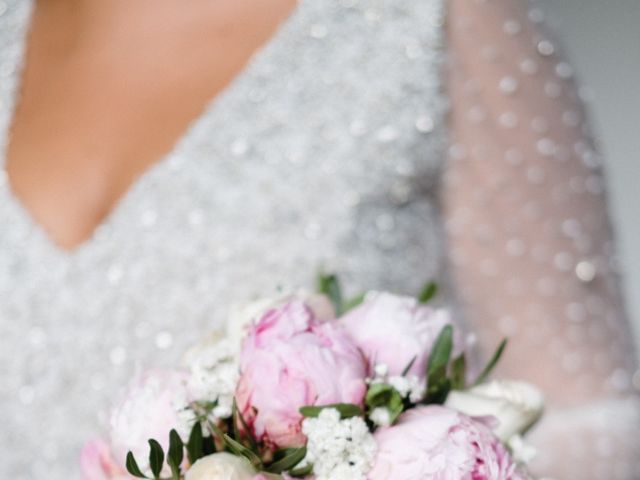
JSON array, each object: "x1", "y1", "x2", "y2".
[{"x1": 0, "y1": 0, "x2": 308, "y2": 258}]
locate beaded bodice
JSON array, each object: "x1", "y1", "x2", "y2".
[{"x1": 0, "y1": 1, "x2": 448, "y2": 477}]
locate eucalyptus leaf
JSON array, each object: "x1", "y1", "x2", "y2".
[
  {"x1": 148, "y1": 439, "x2": 165, "y2": 479},
  {"x1": 125, "y1": 452, "x2": 148, "y2": 479},
  {"x1": 299, "y1": 403, "x2": 363, "y2": 419},
  {"x1": 474, "y1": 338, "x2": 508, "y2": 386},
  {"x1": 418, "y1": 281, "x2": 438, "y2": 304},
  {"x1": 266, "y1": 446, "x2": 307, "y2": 473}
]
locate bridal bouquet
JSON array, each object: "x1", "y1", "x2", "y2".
[{"x1": 81, "y1": 276, "x2": 544, "y2": 480}]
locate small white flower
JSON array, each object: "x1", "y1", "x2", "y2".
[
  {"x1": 183, "y1": 335, "x2": 240, "y2": 420},
  {"x1": 374, "y1": 363, "x2": 389, "y2": 378},
  {"x1": 369, "y1": 407, "x2": 392, "y2": 427},
  {"x1": 388, "y1": 375, "x2": 424, "y2": 403},
  {"x1": 302, "y1": 409, "x2": 377, "y2": 480},
  {"x1": 388, "y1": 375, "x2": 410, "y2": 396}
]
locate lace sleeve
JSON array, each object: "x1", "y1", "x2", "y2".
[{"x1": 443, "y1": 1, "x2": 640, "y2": 478}]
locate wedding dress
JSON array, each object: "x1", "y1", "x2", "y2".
[{"x1": 0, "y1": 0, "x2": 638, "y2": 478}]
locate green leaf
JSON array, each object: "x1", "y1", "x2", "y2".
[
  {"x1": 125, "y1": 452, "x2": 148, "y2": 478},
  {"x1": 230, "y1": 399, "x2": 240, "y2": 440},
  {"x1": 204, "y1": 418, "x2": 227, "y2": 444},
  {"x1": 365, "y1": 383, "x2": 405, "y2": 424},
  {"x1": 233, "y1": 398, "x2": 258, "y2": 452},
  {"x1": 223, "y1": 434, "x2": 263, "y2": 469},
  {"x1": 427, "y1": 325, "x2": 453, "y2": 383},
  {"x1": 267, "y1": 446, "x2": 307, "y2": 473},
  {"x1": 423, "y1": 325, "x2": 454, "y2": 404},
  {"x1": 289, "y1": 463, "x2": 314, "y2": 477},
  {"x1": 148, "y1": 439, "x2": 164, "y2": 479},
  {"x1": 187, "y1": 422, "x2": 204, "y2": 465},
  {"x1": 401, "y1": 356, "x2": 418, "y2": 377},
  {"x1": 342, "y1": 292, "x2": 366, "y2": 313},
  {"x1": 299, "y1": 403, "x2": 363, "y2": 419},
  {"x1": 202, "y1": 434, "x2": 216, "y2": 455},
  {"x1": 366, "y1": 383, "x2": 395, "y2": 407},
  {"x1": 474, "y1": 338, "x2": 508, "y2": 386},
  {"x1": 167, "y1": 429, "x2": 184, "y2": 480},
  {"x1": 386, "y1": 393, "x2": 405, "y2": 423},
  {"x1": 425, "y1": 377, "x2": 452, "y2": 404},
  {"x1": 316, "y1": 272, "x2": 343, "y2": 315},
  {"x1": 418, "y1": 281, "x2": 438, "y2": 304},
  {"x1": 451, "y1": 354, "x2": 467, "y2": 390},
  {"x1": 272, "y1": 448, "x2": 300, "y2": 462}
]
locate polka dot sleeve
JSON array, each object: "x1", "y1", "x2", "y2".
[{"x1": 444, "y1": 1, "x2": 640, "y2": 477}]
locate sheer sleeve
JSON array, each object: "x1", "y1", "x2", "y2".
[{"x1": 443, "y1": 1, "x2": 640, "y2": 478}]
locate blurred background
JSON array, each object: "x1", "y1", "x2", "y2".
[{"x1": 539, "y1": 0, "x2": 640, "y2": 343}]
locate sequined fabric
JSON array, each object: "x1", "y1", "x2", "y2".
[
  {"x1": 0, "y1": 1, "x2": 448, "y2": 477},
  {"x1": 445, "y1": 1, "x2": 640, "y2": 477}
]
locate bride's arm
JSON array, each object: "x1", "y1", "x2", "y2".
[{"x1": 444, "y1": 0, "x2": 640, "y2": 477}]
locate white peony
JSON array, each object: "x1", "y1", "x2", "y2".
[
  {"x1": 185, "y1": 453, "x2": 282, "y2": 480},
  {"x1": 445, "y1": 380, "x2": 544, "y2": 442},
  {"x1": 185, "y1": 453, "x2": 256, "y2": 480},
  {"x1": 108, "y1": 370, "x2": 189, "y2": 475},
  {"x1": 226, "y1": 291, "x2": 335, "y2": 347}
]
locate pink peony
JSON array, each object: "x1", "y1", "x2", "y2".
[
  {"x1": 236, "y1": 300, "x2": 367, "y2": 448},
  {"x1": 341, "y1": 292, "x2": 469, "y2": 379},
  {"x1": 80, "y1": 438, "x2": 130, "y2": 480},
  {"x1": 108, "y1": 369, "x2": 189, "y2": 475},
  {"x1": 369, "y1": 406, "x2": 528, "y2": 480}
]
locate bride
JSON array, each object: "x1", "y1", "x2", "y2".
[{"x1": 0, "y1": 0, "x2": 638, "y2": 478}]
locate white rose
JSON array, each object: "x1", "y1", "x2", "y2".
[
  {"x1": 226, "y1": 291, "x2": 335, "y2": 347},
  {"x1": 445, "y1": 380, "x2": 544, "y2": 442},
  {"x1": 185, "y1": 453, "x2": 281, "y2": 480}
]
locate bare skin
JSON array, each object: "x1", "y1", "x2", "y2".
[{"x1": 5, "y1": 0, "x2": 298, "y2": 250}]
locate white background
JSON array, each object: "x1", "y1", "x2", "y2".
[{"x1": 539, "y1": 0, "x2": 640, "y2": 343}]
